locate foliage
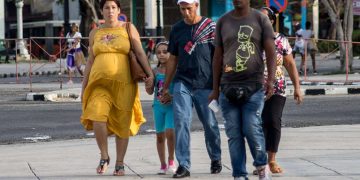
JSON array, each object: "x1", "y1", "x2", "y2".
[
  {"x1": 251, "y1": 0, "x2": 265, "y2": 9},
  {"x1": 353, "y1": 30, "x2": 360, "y2": 56},
  {"x1": 56, "y1": 0, "x2": 76, "y2": 4},
  {"x1": 353, "y1": 30, "x2": 360, "y2": 41},
  {"x1": 316, "y1": 41, "x2": 338, "y2": 53},
  {"x1": 321, "y1": 0, "x2": 354, "y2": 71}
]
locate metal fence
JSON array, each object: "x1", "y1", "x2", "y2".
[
  {"x1": 288, "y1": 37, "x2": 360, "y2": 84},
  {"x1": 0, "y1": 36, "x2": 166, "y2": 91},
  {"x1": 1, "y1": 36, "x2": 358, "y2": 92}
]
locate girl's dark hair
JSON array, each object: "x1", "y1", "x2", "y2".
[
  {"x1": 100, "y1": 0, "x2": 121, "y2": 10},
  {"x1": 155, "y1": 41, "x2": 169, "y2": 67},
  {"x1": 261, "y1": 6, "x2": 278, "y2": 24},
  {"x1": 155, "y1": 41, "x2": 169, "y2": 50}
]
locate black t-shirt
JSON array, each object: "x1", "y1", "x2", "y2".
[
  {"x1": 214, "y1": 9, "x2": 275, "y2": 85},
  {"x1": 168, "y1": 17, "x2": 215, "y2": 89}
]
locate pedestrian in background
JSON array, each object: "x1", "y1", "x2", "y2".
[
  {"x1": 298, "y1": 21, "x2": 318, "y2": 75},
  {"x1": 66, "y1": 23, "x2": 84, "y2": 84},
  {"x1": 254, "y1": 6, "x2": 303, "y2": 175},
  {"x1": 146, "y1": 38, "x2": 155, "y2": 60},
  {"x1": 292, "y1": 27, "x2": 305, "y2": 61},
  {"x1": 161, "y1": 0, "x2": 222, "y2": 178},
  {"x1": 80, "y1": 0, "x2": 153, "y2": 176},
  {"x1": 209, "y1": 0, "x2": 276, "y2": 179},
  {"x1": 145, "y1": 41, "x2": 177, "y2": 175}
]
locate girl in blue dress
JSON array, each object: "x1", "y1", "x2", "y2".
[{"x1": 146, "y1": 41, "x2": 176, "y2": 175}]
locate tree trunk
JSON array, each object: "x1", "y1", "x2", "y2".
[
  {"x1": 80, "y1": 7, "x2": 93, "y2": 46},
  {"x1": 78, "y1": 0, "x2": 101, "y2": 56},
  {"x1": 345, "y1": 0, "x2": 354, "y2": 71},
  {"x1": 321, "y1": 0, "x2": 353, "y2": 72}
]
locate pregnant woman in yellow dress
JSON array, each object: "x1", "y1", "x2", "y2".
[{"x1": 80, "y1": 0, "x2": 154, "y2": 176}]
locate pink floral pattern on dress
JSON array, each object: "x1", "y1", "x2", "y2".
[
  {"x1": 100, "y1": 34, "x2": 117, "y2": 44},
  {"x1": 263, "y1": 33, "x2": 293, "y2": 97}
]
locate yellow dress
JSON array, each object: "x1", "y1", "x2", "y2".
[{"x1": 80, "y1": 27, "x2": 146, "y2": 138}]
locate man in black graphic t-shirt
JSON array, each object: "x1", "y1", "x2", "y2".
[{"x1": 209, "y1": 0, "x2": 276, "y2": 179}]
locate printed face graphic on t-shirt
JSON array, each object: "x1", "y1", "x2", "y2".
[{"x1": 224, "y1": 25, "x2": 255, "y2": 73}]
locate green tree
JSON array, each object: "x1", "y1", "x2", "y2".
[
  {"x1": 57, "y1": 0, "x2": 101, "y2": 38},
  {"x1": 79, "y1": 0, "x2": 101, "y2": 38}
]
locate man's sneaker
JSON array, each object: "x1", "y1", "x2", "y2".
[
  {"x1": 173, "y1": 166, "x2": 190, "y2": 178},
  {"x1": 313, "y1": 70, "x2": 318, "y2": 75},
  {"x1": 210, "y1": 160, "x2": 222, "y2": 174},
  {"x1": 234, "y1": 176, "x2": 249, "y2": 180},
  {"x1": 168, "y1": 164, "x2": 177, "y2": 174},
  {"x1": 257, "y1": 165, "x2": 272, "y2": 180}
]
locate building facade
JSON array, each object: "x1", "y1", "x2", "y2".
[
  {"x1": 5, "y1": 0, "x2": 80, "y2": 39},
  {"x1": 3, "y1": 0, "x2": 340, "y2": 40}
]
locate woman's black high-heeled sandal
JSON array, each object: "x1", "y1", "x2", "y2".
[
  {"x1": 113, "y1": 165, "x2": 125, "y2": 176},
  {"x1": 97, "y1": 157, "x2": 110, "y2": 174}
]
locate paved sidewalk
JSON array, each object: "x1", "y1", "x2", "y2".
[{"x1": 0, "y1": 125, "x2": 359, "y2": 179}]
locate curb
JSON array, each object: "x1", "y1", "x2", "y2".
[
  {"x1": 288, "y1": 81, "x2": 360, "y2": 86},
  {"x1": 26, "y1": 90, "x2": 80, "y2": 102},
  {"x1": 286, "y1": 87, "x2": 360, "y2": 96},
  {"x1": 25, "y1": 87, "x2": 360, "y2": 102},
  {"x1": 0, "y1": 70, "x2": 62, "y2": 78}
]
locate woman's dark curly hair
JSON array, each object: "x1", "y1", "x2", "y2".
[
  {"x1": 261, "y1": 6, "x2": 278, "y2": 24},
  {"x1": 100, "y1": 0, "x2": 121, "y2": 10}
]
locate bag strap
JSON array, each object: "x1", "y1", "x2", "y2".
[
  {"x1": 126, "y1": 22, "x2": 133, "y2": 50},
  {"x1": 125, "y1": 22, "x2": 148, "y2": 77}
]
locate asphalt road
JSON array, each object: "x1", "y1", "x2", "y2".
[{"x1": 0, "y1": 95, "x2": 359, "y2": 145}]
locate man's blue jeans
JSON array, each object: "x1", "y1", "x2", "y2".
[
  {"x1": 219, "y1": 89, "x2": 267, "y2": 177},
  {"x1": 172, "y1": 81, "x2": 222, "y2": 170}
]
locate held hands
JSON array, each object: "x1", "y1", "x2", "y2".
[
  {"x1": 143, "y1": 76, "x2": 154, "y2": 90},
  {"x1": 160, "y1": 88, "x2": 172, "y2": 104}
]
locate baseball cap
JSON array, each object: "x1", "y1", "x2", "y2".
[{"x1": 177, "y1": 0, "x2": 198, "y2": 5}]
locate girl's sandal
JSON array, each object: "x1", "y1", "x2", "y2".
[
  {"x1": 253, "y1": 169, "x2": 258, "y2": 175},
  {"x1": 96, "y1": 157, "x2": 110, "y2": 174},
  {"x1": 113, "y1": 165, "x2": 125, "y2": 176},
  {"x1": 269, "y1": 161, "x2": 283, "y2": 174}
]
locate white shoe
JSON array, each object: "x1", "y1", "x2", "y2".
[
  {"x1": 257, "y1": 165, "x2": 272, "y2": 180},
  {"x1": 168, "y1": 164, "x2": 177, "y2": 174},
  {"x1": 157, "y1": 167, "x2": 167, "y2": 175}
]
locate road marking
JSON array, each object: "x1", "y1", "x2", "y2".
[
  {"x1": 23, "y1": 135, "x2": 51, "y2": 142},
  {"x1": 86, "y1": 132, "x2": 94, "y2": 136},
  {"x1": 145, "y1": 129, "x2": 156, "y2": 133}
]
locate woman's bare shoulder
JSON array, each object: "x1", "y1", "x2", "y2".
[{"x1": 89, "y1": 28, "x2": 100, "y2": 39}]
